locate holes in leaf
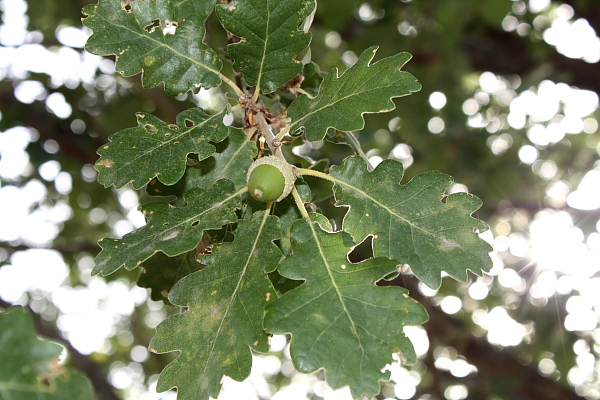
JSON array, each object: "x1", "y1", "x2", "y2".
[
  {"x1": 191, "y1": 220, "x2": 199, "y2": 227},
  {"x1": 162, "y1": 19, "x2": 178, "y2": 35},
  {"x1": 168, "y1": 124, "x2": 180, "y2": 130},
  {"x1": 144, "y1": 19, "x2": 161, "y2": 34},
  {"x1": 121, "y1": 1, "x2": 132, "y2": 13},
  {"x1": 144, "y1": 124, "x2": 158, "y2": 133},
  {"x1": 348, "y1": 235, "x2": 373, "y2": 263},
  {"x1": 185, "y1": 119, "x2": 195, "y2": 128}
]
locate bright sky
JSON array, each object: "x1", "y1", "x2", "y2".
[{"x1": 0, "y1": 0, "x2": 599, "y2": 399}]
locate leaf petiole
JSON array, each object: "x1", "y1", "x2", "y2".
[
  {"x1": 295, "y1": 167, "x2": 343, "y2": 185},
  {"x1": 295, "y1": 87, "x2": 314, "y2": 99},
  {"x1": 219, "y1": 73, "x2": 245, "y2": 97},
  {"x1": 291, "y1": 187, "x2": 310, "y2": 221},
  {"x1": 252, "y1": 87, "x2": 261, "y2": 103}
]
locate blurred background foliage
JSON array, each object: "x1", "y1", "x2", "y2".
[{"x1": 0, "y1": 0, "x2": 599, "y2": 399}]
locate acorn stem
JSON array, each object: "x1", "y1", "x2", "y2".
[
  {"x1": 292, "y1": 187, "x2": 310, "y2": 221},
  {"x1": 295, "y1": 168, "x2": 344, "y2": 186}
]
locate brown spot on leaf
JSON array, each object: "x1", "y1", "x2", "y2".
[
  {"x1": 99, "y1": 159, "x2": 115, "y2": 168},
  {"x1": 440, "y1": 237, "x2": 460, "y2": 249}
]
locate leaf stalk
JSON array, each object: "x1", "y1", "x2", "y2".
[
  {"x1": 291, "y1": 187, "x2": 310, "y2": 221},
  {"x1": 219, "y1": 73, "x2": 244, "y2": 97}
]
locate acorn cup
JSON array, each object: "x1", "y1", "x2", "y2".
[{"x1": 246, "y1": 156, "x2": 296, "y2": 202}]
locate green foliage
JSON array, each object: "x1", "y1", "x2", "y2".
[
  {"x1": 83, "y1": 0, "x2": 222, "y2": 95},
  {"x1": 150, "y1": 211, "x2": 281, "y2": 400},
  {"x1": 265, "y1": 219, "x2": 429, "y2": 399},
  {"x1": 83, "y1": 0, "x2": 492, "y2": 398},
  {"x1": 93, "y1": 179, "x2": 242, "y2": 276},
  {"x1": 0, "y1": 309, "x2": 94, "y2": 400},
  {"x1": 145, "y1": 127, "x2": 257, "y2": 197},
  {"x1": 216, "y1": 0, "x2": 315, "y2": 94},
  {"x1": 287, "y1": 47, "x2": 421, "y2": 141},
  {"x1": 329, "y1": 156, "x2": 493, "y2": 289},
  {"x1": 96, "y1": 108, "x2": 231, "y2": 189},
  {"x1": 137, "y1": 250, "x2": 204, "y2": 303}
]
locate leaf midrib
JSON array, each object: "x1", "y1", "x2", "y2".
[
  {"x1": 307, "y1": 222, "x2": 366, "y2": 382},
  {"x1": 328, "y1": 171, "x2": 447, "y2": 240},
  {"x1": 198, "y1": 211, "x2": 272, "y2": 387}
]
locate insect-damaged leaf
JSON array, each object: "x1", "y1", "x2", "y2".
[
  {"x1": 150, "y1": 212, "x2": 281, "y2": 400},
  {"x1": 264, "y1": 220, "x2": 428, "y2": 399},
  {"x1": 83, "y1": 0, "x2": 222, "y2": 95},
  {"x1": 330, "y1": 156, "x2": 493, "y2": 289},
  {"x1": 216, "y1": 0, "x2": 314, "y2": 94},
  {"x1": 287, "y1": 46, "x2": 421, "y2": 141},
  {"x1": 93, "y1": 179, "x2": 241, "y2": 276},
  {"x1": 96, "y1": 108, "x2": 230, "y2": 190}
]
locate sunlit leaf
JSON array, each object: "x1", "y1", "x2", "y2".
[
  {"x1": 287, "y1": 47, "x2": 421, "y2": 141},
  {"x1": 96, "y1": 108, "x2": 230, "y2": 189},
  {"x1": 264, "y1": 220, "x2": 428, "y2": 399},
  {"x1": 330, "y1": 156, "x2": 493, "y2": 289},
  {"x1": 150, "y1": 211, "x2": 281, "y2": 400},
  {"x1": 83, "y1": 0, "x2": 222, "y2": 95},
  {"x1": 93, "y1": 179, "x2": 242, "y2": 276},
  {"x1": 216, "y1": 0, "x2": 315, "y2": 94},
  {"x1": 0, "y1": 309, "x2": 94, "y2": 400}
]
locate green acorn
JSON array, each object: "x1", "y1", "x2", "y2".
[{"x1": 247, "y1": 156, "x2": 295, "y2": 202}]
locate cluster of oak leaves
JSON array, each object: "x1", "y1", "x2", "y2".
[{"x1": 82, "y1": 0, "x2": 493, "y2": 399}]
